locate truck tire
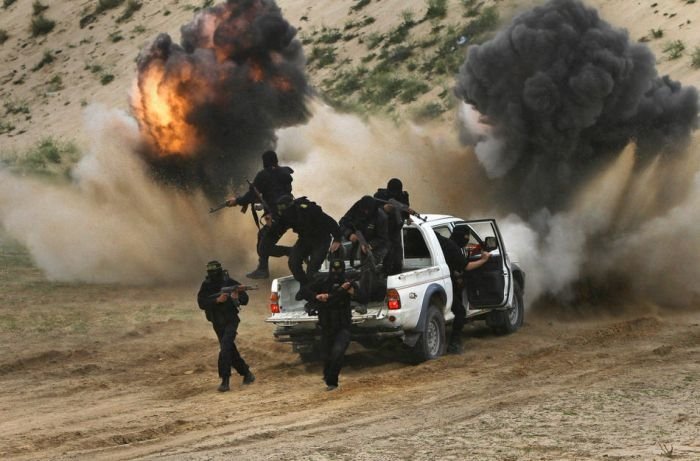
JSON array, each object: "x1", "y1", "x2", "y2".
[
  {"x1": 487, "y1": 282, "x2": 524, "y2": 335},
  {"x1": 412, "y1": 304, "x2": 446, "y2": 362}
]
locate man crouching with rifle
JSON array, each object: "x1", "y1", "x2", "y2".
[{"x1": 197, "y1": 261, "x2": 257, "y2": 392}]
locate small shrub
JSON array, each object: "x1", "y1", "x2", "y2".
[
  {"x1": 132, "y1": 25, "x2": 146, "y2": 34},
  {"x1": 11, "y1": 137, "x2": 81, "y2": 178},
  {"x1": 650, "y1": 28, "x2": 663, "y2": 39},
  {"x1": 308, "y1": 46, "x2": 336, "y2": 68},
  {"x1": 100, "y1": 73, "x2": 115, "y2": 85},
  {"x1": 46, "y1": 74, "x2": 63, "y2": 92},
  {"x1": 663, "y1": 40, "x2": 685, "y2": 59},
  {"x1": 412, "y1": 102, "x2": 445, "y2": 121},
  {"x1": 117, "y1": 0, "x2": 142, "y2": 23},
  {"x1": 31, "y1": 15, "x2": 56, "y2": 37},
  {"x1": 317, "y1": 27, "x2": 342, "y2": 44},
  {"x1": 0, "y1": 120, "x2": 15, "y2": 134},
  {"x1": 95, "y1": 0, "x2": 124, "y2": 14},
  {"x1": 3, "y1": 100, "x2": 30, "y2": 115},
  {"x1": 398, "y1": 79, "x2": 430, "y2": 103},
  {"x1": 2, "y1": 0, "x2": 17, "y2": 8},
  {"x1": 0, "y1": 29, "x2": 8, "y2": 45},
  {"x1": 86, "y1": 63, "x2": 103, "y2": 74},
  {"x1": 691, "y1": 47, "x2": 700, "y2": 68},
  {"x1": 109, "y1": 31, "x2": 124, "y2": 43},
  {"x1": 425, "y1": 0, "x2": 448, "y2": 20},
  {"x1": 350, "y1": 0, "x2": 370, "y2": 13},
  {"x1": 32, "y1": 0, "x2": 48, "y2": 16},
  {"x1": 366, "y1": 32, "x2": 384, "y2": 50},
  {"x1": 31, "y1": 50, "x2": 54, "y2": 71}
]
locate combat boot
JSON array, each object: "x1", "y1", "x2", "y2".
[
  {"x1": 242, "y1": 371, "x2": 256, "y2": 385},
  {"x1": 246, "y1": 267, "x2": 269, "y2": 279},
  {"x1": 217, "y1": 376, "x2": 230, "y2": 392},
  {"x1": 447, "y1": 337, "x2": 463, "y2": 355}
]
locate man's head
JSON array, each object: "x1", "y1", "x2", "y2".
[
  {"x1": 329, "y1": 257, "x2": 345, "y2": 281},
  {"x1": 276, "y1": 194, "x2": 295, "y2": 215},
  {"x1": 387, "y1": 178, "x2": 403, "y2": 195},
  {"x1": 450, "y1": 227, "x2": 469, "y2": 247},
  {"x1": 358, "y1": 195, "x2": 377, "y2": 216},
  {"x1": 262, "y1": 150, "x2": 278, "y2": 168},
  {"x1": 206, "y1": 260, "x2": 224, "y2": 280}
]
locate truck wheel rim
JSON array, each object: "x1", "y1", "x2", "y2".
[{"x1": 427, "y1": 318, "x2": 440, "y2": 356}]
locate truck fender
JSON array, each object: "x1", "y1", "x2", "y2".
[{"x1": 402, "y1": 283, "x2": 447, "y2": 347}]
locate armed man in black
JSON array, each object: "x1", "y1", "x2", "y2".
[
  {"x1": 299, "y1": 257, "x2": 357, "y2": 391},
  {"x1": 373, "y1": 178, "x2": 411, "y2": 276},
  {"x1": 225, "y1": 150, "x2": 293, "y2": 279},
  {"x1": 435, "y1": 228, "x2": 491, "y2": 354},
  {"x1": 270, "y1": 194, "x2": 342, "y2": 295},
  {"x1": 197, "y1": 261, "x2": 256, "y2": 392},
  {"x1": 339, "y1": 195, "x2": 389, "y2": 305}
]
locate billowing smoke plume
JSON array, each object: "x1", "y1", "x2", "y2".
[
  {"x1": 132, "y1": 0, "x2": 310, "y2": 197},
  {"x1": 456, "y1": 0, "x2": 698, "y2": 214}
]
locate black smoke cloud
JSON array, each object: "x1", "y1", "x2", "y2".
[
  {"x1": 134, "y1": 0, "x2": 310, "y2": 198},
  {"x1": 456, "y1": 0, "x2": 698, "y2": 214}
]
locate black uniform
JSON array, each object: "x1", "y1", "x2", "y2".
[
  {"x1": 373, "y1": 187, "x2": 410, "y2": 275},
  {"x1": 339, "y1": 196, "x2": 389, "y2": 303},
  {"x1": 269, "y1": 197, "x2": 341, "y2": 286},
  {"x1": 302, "y1": 269, "x2": 356, "y2": 388},
  {"x1": 197, "y1": 273, "x2": 251, "y2": 380},
  {"x1": 435, "y1": 233, "x2": 469, "y2": 345},
  {"x1": 236, "y1": 164, "x2": 295, "y2": 272}
]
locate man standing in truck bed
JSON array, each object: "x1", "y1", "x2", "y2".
[
  {"x1": 373, "y1": 178, "x2": 411, "y2": 276},
  {"x1": 225, "y1": 150, "x2": 293, "y2": 279}
]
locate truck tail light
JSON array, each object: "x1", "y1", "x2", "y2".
[
  {"x1": 270, "y1": 292, "x2": 280, "y2": 313},
  {"x1": 387, "y1": 288, "x2": 401, "y2": 310}
]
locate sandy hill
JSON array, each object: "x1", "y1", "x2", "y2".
[{"x1": 0, "y1": 0, "x2": 698, "y2": 157}]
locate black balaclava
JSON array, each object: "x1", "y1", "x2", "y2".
[
  {"x1": 329, "y1": 257, "x2": 345, "y2": 284},
  {"x1": 387, "y1": 178, "x2": 403, "y2": 199},
  {"x1": 262, "y1": 150, "x2": 278, "y2": 168},
  {"x1": 206, "y1": 260, "x2": 224, "y2": 282},
  {"x1": 450, "y1": 227, "x2": 469, "y2": 248},
  {"x1": 358, "y1": 195, "x2": 377, "y2": 218}
]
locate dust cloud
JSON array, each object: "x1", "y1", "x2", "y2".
[{"x1": 0, "y1": 106, "x2": 255, "y2": 284}]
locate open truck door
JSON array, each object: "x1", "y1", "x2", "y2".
[{"x1": 455, "y1": 219, "x2": 511, "y2": 309}]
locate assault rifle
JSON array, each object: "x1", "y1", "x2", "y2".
[
  {"x1": 374, "y1": 197, "x2": 426, "y2": 222},
  {"x1": 209, "y1": 284, "x2": 259, "y2": 298},
  {"x1": 209, "y1": 201, "x2": 228, "y2": 213}
]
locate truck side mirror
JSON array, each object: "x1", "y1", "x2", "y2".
[{"x1": 483, "y1": 236, "x2": 498, "y2": 252}]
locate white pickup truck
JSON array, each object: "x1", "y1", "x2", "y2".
[{"x1": 266, "y1": 215, "x2": 525, "y2": 362}]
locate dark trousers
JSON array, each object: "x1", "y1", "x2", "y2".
[
  {"x1": 288, "y1": 234, "x2": 331, "y2": 285},
  {"x1": 356, "y1": 245, "x2": 388, "y2": 304},
  {"x1": 321, "y1": 327, "x2": 351, "y2": 387},
  {"x1": 213, "y1": 321, "x2": 250, "y2": 378},
  {"x1": 450, "y1": 277, "x2": 466, "y2": 342},
  {"x1": 382, "y1": 231, "x2": 403, "y2": 275},
  {"x1": 257, "y1": 224, "x2": 291, "y2": 269}
]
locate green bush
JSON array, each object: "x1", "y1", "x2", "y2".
[
  {"x1": 425, "y1": 0, "x2": 448, "y2": 20},
  {"x1": 117, "y1": 0, "x2": 142, "y2": 23},
  {"x1": 31, "y1": 15, "x2": 56, "y2": 37},
  {"x1": 31, "y1": 50, "x2": 54, "y2": 71},
  {"x1": 317, "y1": 27, "x2": 342, "y2": 44},
  {"x1": 2, "y1": 0, "x2": 17, "y2": 8},
  {"x1": 663, "y1": 40, "x2": 685, "y2": 59},
  {"x1": 691, "y1": 47, "x2": 700, "y2": 69},
  {"x1": 46, "y1": 75, "x2": 64, "y2": 92},
  {"x1": 365, "y1": 32, "x2": 384, "y2": 50},
  {"x1": 8, "y1": 138, "x2": 81, "y2": 178},
  {"x1": 32, "y1": 0, "x2": 48, "y2": 16},
  {"x1": 308, "y1": 46, "x2": 336, "y2": 68},
  {"x1": 109, "y1": 31, "x2": 123, "y2": 42},
  {"x1": 398, "y1": 79, "x2": 430, "y2": 103},
  {"x1": 0, "y1": 120, "x2": 15, "y2": 134},
  {"x1": 350, "y1": 0, "x2": 370, "y2": 13},
  {"x1": 0, "y1": 29, "x2": 8, "y2": 45},
  {"x1": 412, "y1": 102, "x2": 445, "y2": 121},
  {"x1": 4, "y1": 100, "x2": 30, "y2": 115},
  {"x1": 100, "y1": 73, "x2": 115, "y2": 85},
  {"x1": 650, "y1": 28, "x2": 663, "y2": 39},
  {"x1": 95, "y1": 0, "x2": 124, "y2": 14}
]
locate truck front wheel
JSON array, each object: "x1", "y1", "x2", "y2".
[{"x1": 412, "y1": 304, "x2": 446, "y2": 362}]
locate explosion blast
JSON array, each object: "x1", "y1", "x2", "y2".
[
  {"x1": 456, "y1": 0, "x2": 698, "y2": 214},
  {"x1": 132, "y1": 0, "x2": 310, "y2": 197}
]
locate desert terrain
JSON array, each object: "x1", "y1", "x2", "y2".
[{"x1": 2, "y1": 0, "x2": 700, "y2": 460}]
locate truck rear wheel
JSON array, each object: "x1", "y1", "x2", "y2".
[
  {"x1": 487, "y1": 282, "x2": 524, "y2": 335},
  {"x1": 412, "y1": 304, "x2": 446, "y2": 362}
]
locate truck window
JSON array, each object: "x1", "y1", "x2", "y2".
[{"x1": 403, "y1": 227, "x2": 432, "y2": 269}]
